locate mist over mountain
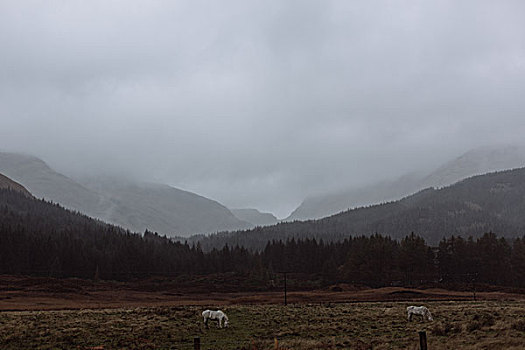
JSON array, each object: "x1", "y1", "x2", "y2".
[
  {"x1": 4, "y1": 144, "x2": 525, "y2": 240},
  {"x1": 197, "y1": 167, "x2": 525, "y2": 250},
  {"x1": 0, "y1": 152, "x2": 109, "y2": 218},
  {"x1": 286, "y1": 145, "x2": 525, "y2": 221},
  {"x1": 230, "y1": 208, "x2": 278, "y2": 227},
  {"x1": 286, "y1": 173, "x2": 423, "y2": 221},
  {"x1": 0, "y1": 152, "x2": 250, "y2": 237},
  {"x1": 78, "y1": 177, "x2": 252, "y2": 236},
  {"x1": 420, "y1": 144, "x2": 525, "y2": 188}
]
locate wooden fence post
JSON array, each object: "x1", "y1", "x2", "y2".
[
  {"x1": 194, "y1": 337, "x2": 200, "y2": 350},
  {"x1": 419, "y1": 331, "x2": 427, "y2": 350}
]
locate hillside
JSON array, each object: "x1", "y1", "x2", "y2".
[
  {"x1": 420, "y1": 144, "x2": 525, "y2": 188},
  {"x1": 0, "y1": 187, "x2": 248, "y2": 280},
  {"x1": 0, "y1": 173, "x2": 32, "y2": 197},
  {"x1": 286, "y1": 173, "x2": 422, "y2": 221},
  {"x1": 0, "y1": 152, "x2": 109, "y2": 218},
  {"x1": 78, "y1": 178, "x2": 252, "y2": 236},
  {"x1": 231, "y1": 208, "x2": 278, "y2": 226},
  {"x1": 286, "y1": 144, "x2": 525, "y2": 221},
  {"x1": 197, "y1": 167, "x2": 525, "y2": 250},
  {"x1": 0, "y1": 152, "x2": 250, "y2": 236}
]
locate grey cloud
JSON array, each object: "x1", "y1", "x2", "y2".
[{"x1": 1, "y1": 0, "x2": 525, "y2": 217}]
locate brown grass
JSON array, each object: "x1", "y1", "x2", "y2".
[
  {"x1": 1, "y1": 299, "x2": 525, "y2": 349},
  {"x1": 2, "y1": 276, "x2": 525, "y2": 349}
]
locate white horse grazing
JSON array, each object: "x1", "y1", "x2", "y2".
[
  {"x1": 202, "y1": 309, "x2": 229, "y2": 328},
  {"x1": 407, "y1": 306, "x2": 434, "y2": 322}
]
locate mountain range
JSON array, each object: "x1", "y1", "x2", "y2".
[
  {"x1": 3, "y1": 144, "x2": 525, "y2": 239},
  {"x1": 197, "y1": 166, "x2": 525, "y2": 250}
]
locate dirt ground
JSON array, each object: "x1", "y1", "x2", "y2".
[
  {"x1": 1, "y1": 276, "x2": 525, "y2": 349},
  {"x1": 1, "y1": 275, "x2": 524, "y2": 311}
]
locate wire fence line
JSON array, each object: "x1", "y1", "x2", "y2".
[{"x1": 163, "y1": 337, "x2": 264, "y2": 350}]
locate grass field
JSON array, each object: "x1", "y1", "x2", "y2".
[{"x1": 1, "y1": 300, "x2": 525, "y2": 349}]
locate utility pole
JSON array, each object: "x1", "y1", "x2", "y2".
[
  {"x1": 278, "y1": 271, "x2": 289, "y2": 306},
  {"x1": 284, "y1": 272, "x2": 287, "y2": 306},
  {"x1": 471, "y1": 273, "x2": 478, "y2": 301}
]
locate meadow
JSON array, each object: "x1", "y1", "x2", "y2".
[{"x1": 1, "y1": 300, "x2": 525, "y2": 349}]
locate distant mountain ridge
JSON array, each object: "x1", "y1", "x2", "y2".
[
  {"x1": 230, "y1": 208, "x2": 278, "y2": 227},
  {"x1": 420, "y1": 145, "x2": 525, "y2": 188},
  {"x1": 0, "y1": 152, "x2": 250, "y2": 237},
  {"x1": 285, "y1": 173, "x2": 422, "y2": 221},
  {"x1": 196, "y1": 167, "x2": 525, "y2": 250},
  {"x1": 286, "y1": 144, "x2": 525, "y2": 221}
]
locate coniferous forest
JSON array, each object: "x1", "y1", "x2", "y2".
[{"x1": 2, "y1": 188, "x2": 525, "y2": 289}]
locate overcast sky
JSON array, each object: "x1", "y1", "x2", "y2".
[{"x1": 1, "y1": 1, "x2": 525, "y2": 218}]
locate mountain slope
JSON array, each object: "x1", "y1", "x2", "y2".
[
  {"x1": 0, "y1": 172, "x2": 32, "y2": 197},
  {"x1": 286, "y1": 173, "x2": 422, "y2": 221},
  {"x1": 197, "y1": 167, "x2": 525, "y2": 250},
  {"x1": 0, "y1": 152, "x2": 250, "y2": 236},
  {"x1": 231, "y1": 208, "x2": 278, "y2": 227},
  {"x1": 286, "y1": 144, "x2": 525, "y2": 221},
  {"x1": 420, "y1": 144, "x2": 525, "y2": 188},
  {"x1": 0, "y1": 187, "x2": 204, "y2": 279},
  {"x1": 79, "y1": 178, "x2": 252, "y2": 236},
  {"x1": 0, "y1": 152, "x2": 109, "y2": 217}
]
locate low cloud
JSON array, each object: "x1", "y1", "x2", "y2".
[{"x1": 1, "y1": 0, "x2": 525, "y2": 217}]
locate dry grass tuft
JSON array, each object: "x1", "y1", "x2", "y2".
[
  {"x1": 511, "y1": 319, "x2": 525, "y2": 332},
  {"x1": 431, "y1": 321, "x2": 462, "y2": 336},
  {"x1": 466, "y1": 312, "x2": 496, "y2": 332}
]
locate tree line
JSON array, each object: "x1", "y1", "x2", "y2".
[{"x1": 1, "y1": 188, "x2": 525, "y2": 288}]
